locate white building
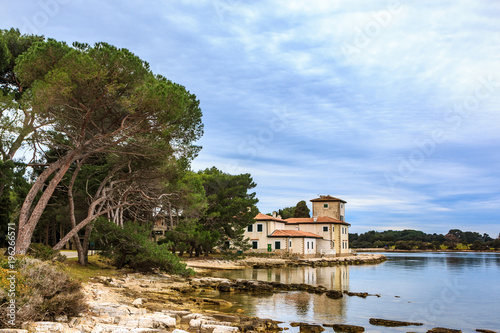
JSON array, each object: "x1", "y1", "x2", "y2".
[{"x1": 244, "y1": 195, "x2": 351, "y2": 257}]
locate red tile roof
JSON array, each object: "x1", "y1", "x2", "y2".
[
  {"x1": 285, "y1": 216, "x2": 350, "y2": 226},
  {"x1": 310, "y1": 195, "x2": 346, "y2": 203},
  {"x1": 268, "y1": 229, "x2": 323, "y2": 239},
  {"x1": 255, "y1": 213, "x2": 286, "y2": 222}
]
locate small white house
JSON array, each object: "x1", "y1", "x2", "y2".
[{"x1": 244, "y1": 195, "x2": 351, "y2": 257}]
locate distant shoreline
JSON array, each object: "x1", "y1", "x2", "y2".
[{"x1": 355, "y1": 248, "x2": 500, "y2": 253}]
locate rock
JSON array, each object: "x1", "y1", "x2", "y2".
[
  {"x1": 200, "y1": 324, "x2": 239, "y2": 333},
  {"x1": 211, "y1": 314, "x2": 241, "y2": 323},
  {"x1": 0, "y1": 330, "x2": 29, "y2": 333},
  {"x1": 116, "y1": 314, "x2": 175, "y2": 329},
  {"x1": 92, "y1": 323, "x2": 131, "y2": 333},
  {"x1": 54, "y1": 316, "x2": 69, "y2": 323},
  {"x1": 23, "y1": 322, "x2": 67, "y2": 333},
  {"x1": 290, "y1": 323, "x2": 324, "y2": 333},
  {"x1": 369, "y1": 318, "x2": 423, "y2": 327},
  {"x1": 172, "y1": 330, "x2": 190, "y2": 333},
  {"x1": 323, "y1": 324, "x2": 365, "y2": 333},
  {"x1": 132, "y1": 299, "x2": 143, "y2": 308},
  {"x1": 325, "y1": 290, "x2": 343, "y2": 299},
  {"x1": 88, "y1": 302, "x2": 147, "y2": 317},
  {"x1": 476, "y1": 330, "x2": 496, "y2": 333},
  {"x1": 427, "y1": 328, "x2": 462, "y2": 333}
]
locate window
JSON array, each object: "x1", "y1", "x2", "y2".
[
  {"x1": 289, "y1": 240, "x2": 292, "y2": 248},
  {"x1": 257, "y1": 224, "x2": 263, "y2": 232},
  {"x1": 275, "y1": 241, "x2": 281, "y2": 250},
  {"x1": 311, "y1": 241, "x2": 314, "y2": 249},
  {"x1": 252, "y1": 241, "x2": 258, "y2": 249},
  {"x1": 307, "y1": 242, "x2": 310, "y2": 249},
  {"x1": 154, "y1": 231, "x2": 163, "y2": 235},
  {"x1": 323, "y1": 226, "x2": 328, "y2": 232},
  {"x1": 247, "y1": 224, "x2": 253, "y2": 232},
  {"x1": 323, "y1": 203, "x2": 329, "y2": 209},
  {"x1": 332, "y1": 226, "x2": 334, "y2": 232},
  {"x1": 340, "y1": 215, "x2": 344, "y2": 222}
]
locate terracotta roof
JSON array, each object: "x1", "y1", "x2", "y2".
[
  {"x1": 268, "y1": 229, "x2": 323, "y2": 239},
  {"x1": 310, "y1": 195, "x2": 346, "y2": 203},
  {"x1": 285, "y1": 216, "x2": 351, "y2": 226},
  {"x1": 254, "y1": 213, "x2": 285, "y2": 222}
]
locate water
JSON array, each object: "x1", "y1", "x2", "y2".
[{"x1": 199, "y1": 252, "x2": 500, "y2": 332}]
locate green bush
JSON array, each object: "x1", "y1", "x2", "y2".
[
  {"x1": 93, "y1": 218, "x2": 193, "y2": 276},
  {"x1": 0, "y1": 257, "x2": 86, "y2": 328},
  {"x1": 27, "y1": 243, "x2": 66, "y2": 262}
]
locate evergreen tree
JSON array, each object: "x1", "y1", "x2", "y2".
[{"x1": 293, "y1": 200, "x2": 310, "y2": 218}]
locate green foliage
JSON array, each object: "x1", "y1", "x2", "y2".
[
  {"x1": 198, "y1": 167, "x2": 259, "y2": 247},
  {"x1": 293, "y1": 200, "x2": 310, "y2": 218},
  {"x1": 0, "y1": 256, "x2": 86, "y2": 328},
  {"x1": 92, "y1": 218, "x2": 192, "y2": 275},
  {"x1": 278, "y1": 206, "x2": 295, "y2": 219},
  {"x1": 349, "y1": 228, "x2": 494, "y2": 250},
  {"x1": 27, "y1": 243, "x2": 65, "y2": 262}
]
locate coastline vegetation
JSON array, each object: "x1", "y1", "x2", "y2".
[{"x1": 350, "y1": 228, "x2": 500, "y2": 251}]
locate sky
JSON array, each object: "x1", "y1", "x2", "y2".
[{"x1": 2, "y1": 0, "x2": 500, "y2": 237}]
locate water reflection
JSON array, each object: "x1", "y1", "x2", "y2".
[
  {"x1": 210, "y1": 266, "x2": 351, "y2": 323},
  {"x1": 206, "y1": 253, "x2": 500, "y2": 331},
  {"x1": 214, "y1": 265, "x2": 350, "y2": 291}
]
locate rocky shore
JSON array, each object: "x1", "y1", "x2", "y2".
[
  {"x1": 1, "y1": 254, "x2": 494, "y2": 333},
  {"x1": 185, "y1": 253, "x2": 387, "y2": 270}
]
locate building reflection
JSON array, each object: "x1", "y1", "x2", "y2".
[
  {"x1": 247, "y1": 265, "x2": 350, "y2": 291},
  {"x1": 239, "y1": 266, "x2": 350, "y2": 320}
]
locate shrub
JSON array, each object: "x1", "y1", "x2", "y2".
[
  {"x1": 93, "y1": 218, "x2": 193, "y2": 276},
  {"x1": 27, "y1": 243, "x2": 66, "y2": 262},
  {"x1": 0, "y1": 257, "x2": 86, "y2": 328}
]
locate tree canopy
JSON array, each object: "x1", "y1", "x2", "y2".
[{"x1": 9, "y1": 34, "x2": 203, "y2": 254}]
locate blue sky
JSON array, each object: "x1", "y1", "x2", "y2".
[{"x1": 2, "y1": 0, "x2": 500, "y2": 237}]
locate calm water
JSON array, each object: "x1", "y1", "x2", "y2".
[{"x1": 200, "y1": 252, "x2": 500, "y2": 332}]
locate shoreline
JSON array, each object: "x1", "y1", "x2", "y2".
[
  {"x1": 354, "y1": 248, "x2": 500, "y2": 253},
  {"x1": 185, "y1": 253, "x2": 387, "y2": 270},
  {"x1": 13, "y1": 269, "x2": 490, "y2": 333}
]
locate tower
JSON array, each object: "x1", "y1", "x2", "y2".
[{"x1": 310, "y1": 195, "x2": 346, "y2": 221}]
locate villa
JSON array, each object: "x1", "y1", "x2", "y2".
[{"x1": 244, "y1": 195, "x2": 351, "y2": 257}]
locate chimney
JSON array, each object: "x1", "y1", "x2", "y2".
[
  {"x1": 313, "y1": 216, "x2": 318, "y2": 222},
  {"x1": 272, "y1": 211, "x2": 277, "y2": 218}
]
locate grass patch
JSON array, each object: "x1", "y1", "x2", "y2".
[{"x1": 61, "y1": 255, "x2": 130, "y2": 282}]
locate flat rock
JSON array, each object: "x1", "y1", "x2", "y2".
[
  {"x1": 369, "y1": 318, "x2": 423, "y2": 327},
  {"x1": 325, "y1": 290, "x2": 343, "y2": 299},
  {"x1": 427, "y1": 328, "x2": 462, "y2": 333},
  {"x1": 290, "y1": 322, "x2": 324, "y2": 333},
  {"x1": 200, "y1": 324, "x2": 239, "y2": 333},
  {"x1": 323, "y1": 324, "x2": 365, "y2": 333}
]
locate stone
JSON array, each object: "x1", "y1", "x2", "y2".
[
  {"x1": 88, "y1": 302, "x2": 147, "y2": 317},
  {"x1": 427, "y1": 328, "x2": 462, "y2": 333},
  {"x1": 54, "y1": 316, "x2": 69, "y2": 323},
  {"x1": 325, "y1": 290, "x2": 343, "y2": 299},
  {"x1": 289, "y1": 323, "x2": 324, "y2": 333},
  {"x1": 92, "y1": 324, "x2": 130, "y2": 333},
  {"x1": 211, "y1": 314, "x2": 241, "y2": 323},
  {"x1": 132, "y1": 299, "x2": 143, "y2": 308},
  {"x1": 323, "y1": 324, "x2": 365, "y2": 333},
  {"x1": 200, "y1": 324, "x2": 239, "y2": 333},
  {"x1": 0, "y1": 330, "x2": 29, "y2": 333},
  {"x1": 172, "y1": 330, "x2": 190, "y2": 333},
  {"x1": 23, "y1": 322, "x2": 65, "y2": 333},
  {"x1": 369, "y1": 318, "x2": 423, "y2": 327}
]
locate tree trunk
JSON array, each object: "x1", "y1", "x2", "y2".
[
  {"x1": 16, "y1": 152, "x2": 77, "y2": 254},
  {"x1": 67, "y1": 161, "x2": 86, "y2": 265}
]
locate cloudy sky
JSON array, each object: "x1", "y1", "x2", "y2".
[{"x1": 2, "y1": 0, "x2": 500, "y2": 236}]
